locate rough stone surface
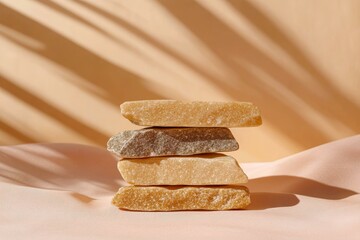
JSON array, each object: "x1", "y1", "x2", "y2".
[
  {"x1": 118, "y1": 154, "x2": 248, "y2": 185},
  {"x1": 120, "y1": 100, "x2": 262, "y2": 127},
  {"x1": 112, "y1": 186, "x2": 251, "y2": 211},
  {"x1": 107, "y1": 127, "x2": 239, "y2": 158}
]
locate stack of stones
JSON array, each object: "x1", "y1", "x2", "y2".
[{"x1": 108, "y1": 100, "x2": 262, "y2": 211}]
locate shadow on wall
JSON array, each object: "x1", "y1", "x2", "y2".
[
  {"x1": 0, "y1": 0, "x2": 359, "y2": 149},
  {"x1": 156, "y1": 0, "x2": 360, "y2": 147},
  {"x1": 0, "y1": 2, "x2": 163, "y2": 145}
]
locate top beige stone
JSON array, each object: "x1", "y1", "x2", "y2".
[{"x1": 120, "y1": 100, "x2": 262, "y2": 127}]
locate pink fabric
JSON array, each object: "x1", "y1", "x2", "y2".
[{"x1": 1, "y1": 136, "x2": 359, "y2": 240}]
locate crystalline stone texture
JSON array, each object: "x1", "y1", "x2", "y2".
[
  {"x1": 120, "y1": 100, "x2": 262, "y2": 127},
  {"x1": 112, "y1": 186, "x2": 251, "y2": 211},
  {"x1": 118, "y1": 154, "x2": 248, "y2": 185},
  {"x1": 109, "y1": 100, "x2": 259, "y2": 211},
  {"x1": 107, "y1": 127, "x2": 239, "y2": 158}
]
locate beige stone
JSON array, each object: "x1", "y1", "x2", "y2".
[
  {"x1": 112, "y1": 186, "x2": 251, "y2": 211},
  {"x1": 107, "y1": 127, "x2": 238, "y2": 158},
  {"x1": 120, "y1": 100, "x2": 262, "y2": 127},
  {"x1": 118, "y1": 154, "x2": 248, "y2": 185}
]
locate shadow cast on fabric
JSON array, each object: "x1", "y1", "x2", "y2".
[
  {"x1": 248, "y1": 175, "x2": 357, "y2": 200},
  {"x1": 247, "y1": 192, "x2": 299, "y2": 210},
  {"x1": 0, "y1": 143, "x2": 123, "y2": 193},
  {"x1": 70, "y1": 192, "x2": 96, "y2": 204}
]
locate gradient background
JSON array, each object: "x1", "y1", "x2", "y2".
[{"x1": 0, "y1": 0, "x2": 359, "y2": 162}]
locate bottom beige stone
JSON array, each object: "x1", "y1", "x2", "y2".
[{"x1": 112, "y1": 186, "x2": 250, "y2": 211}]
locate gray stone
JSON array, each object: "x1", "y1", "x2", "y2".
[{"x1": 107, "y1": 127, "x2": 239, "y2": 158}]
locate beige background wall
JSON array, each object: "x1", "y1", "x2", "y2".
[{"x1": 0, "y1": 0, "x2": 359, "y2": 162}]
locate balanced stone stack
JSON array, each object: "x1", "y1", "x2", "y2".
[{"x1": 108, "y1": 100, "x2": 262, "y2": 211}]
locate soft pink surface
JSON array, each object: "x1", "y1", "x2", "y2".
[{"x1": 1, "y1": 136, "x2": 359, "y2": 240}]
